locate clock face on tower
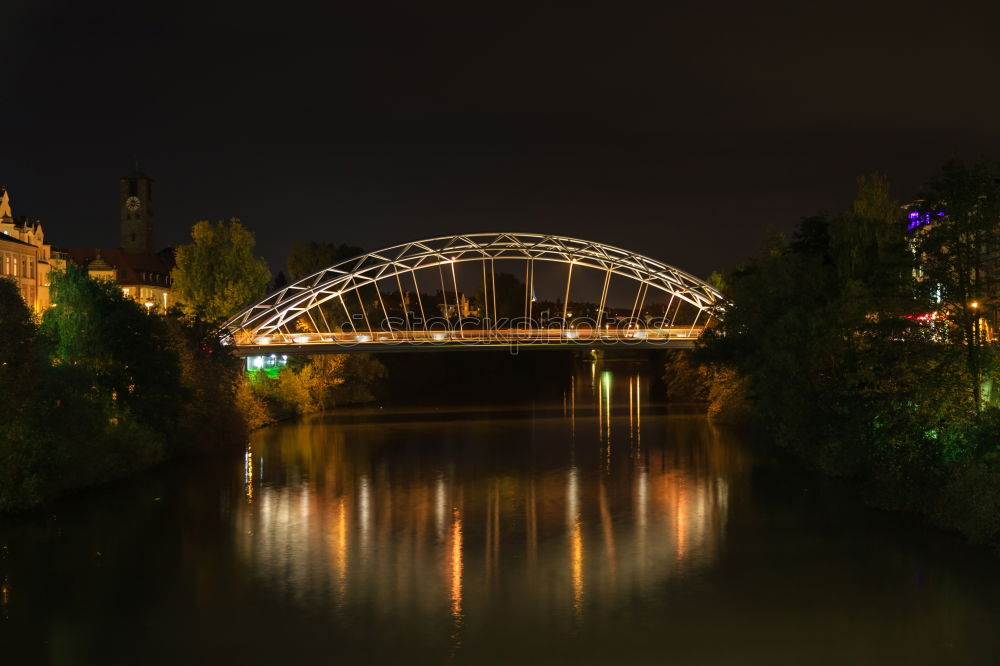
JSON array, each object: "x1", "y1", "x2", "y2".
[{"x1": 126, "y1": 196, "x2": 141, "y2": 212}]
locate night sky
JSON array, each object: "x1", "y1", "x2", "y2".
[{"x1": 5, "y1": 0, "x2": 1000, "y2": 278}]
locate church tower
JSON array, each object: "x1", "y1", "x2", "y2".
[{"x1": 120, "y1": 170, "x2": 155, "y2": 253}]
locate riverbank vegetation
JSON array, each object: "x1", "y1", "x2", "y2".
[
  {"x1": 171, "y1": 220, "x2": 386, "y2": 429},
  {"x1": 238, "y1": 354, "x2": 387, "y2": 429},
  {"x1": 700, "y1": 164, "x2": 1000, "y2": 547},
  {"x1": 0, "y1": 221, "x2": 387, "y2": 512},
  {"x1": 0, "y1": 268, "x2": 246, "y2": 511}
]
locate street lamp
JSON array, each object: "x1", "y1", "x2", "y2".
[{"x1": 144, "y1": 300, "x2": 154, "y2": 314}]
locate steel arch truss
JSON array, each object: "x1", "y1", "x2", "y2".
[{"x1": 224, "y1": 232, "x2": 724, "y2": 352}]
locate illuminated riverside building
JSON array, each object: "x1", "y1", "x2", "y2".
[
  {"x1": 0, "y1": 188, "x2": 65, "y2": 312},
  {"x1": 67, "y1": 170, "x2": 174, "y2": 312}
]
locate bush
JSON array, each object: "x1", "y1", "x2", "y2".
[
  {"x1": 704, "y1": 365, "x2": 752, "y2": 425},
  {"x1": 662, "y1": 350, "x2": 709, "y2": 402},
  {"x1": 235, "y1": 375, "x2": 274, "y2": 430},
  {"x1": 236, "y1": 353, "x2": 387, "y2": 429}
]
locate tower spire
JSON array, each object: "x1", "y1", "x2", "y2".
[{"x1": 120, "y1": 170, "x2": 155, "y2": 253}]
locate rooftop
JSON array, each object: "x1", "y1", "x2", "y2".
[
  {"x1": 121, "y1": 170, "x2": 154, "y2": 182},
  {"x1": 0, "y1": 231, "x2": 37, "y2": 249}
]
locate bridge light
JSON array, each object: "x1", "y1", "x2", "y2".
[
  {"x1": 432, "y1": 332, "x2": 447, "y2": 341},
  {"x1": 256, "y1": 336, "x2": 271, "y2": 345},
  {"x1": 355, "y1": 334, "x2": 372, "y2": 342},
  {"x1": 293, "y1": 336, "x2": 309, "y2": 344},
  {"x1": 563, "y1": 330, "x2": 579, "y2": 339}
]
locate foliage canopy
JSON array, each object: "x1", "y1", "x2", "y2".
[
  {"x1": 171, "y1": 218, "x2": 271, "y2": 323},
  {"x1": 700, "y1": 167, "x2": 1000, "y2": 544}
]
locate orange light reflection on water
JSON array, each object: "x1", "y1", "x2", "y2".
[
  {"x1": 336, "y1": 498, "x2": 347, "y2": 603},
  {"x1": 450, "y1": 507, "x2": 464, "y2": 649}
]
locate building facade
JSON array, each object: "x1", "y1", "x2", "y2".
[{"x1": 0, "y1": 188, "x2": 65, "y2": 312}]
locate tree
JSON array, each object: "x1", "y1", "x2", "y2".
[
  {"x1": 161, "y1": 315, "x2": 248, "y2": 452},
  {"x1": 41, "y1": 266, "x2": 185, "y2": 439},
  {"x1": 915, "y1": 160, "x2": 1000, "y2": 412},
  {"x1": 287, "y1": 241, "x2": 365, "y2": 281},
  {"x1": 699, "y1": 173, "x2": 958, "y2": 474},
  {"x1": 331, "y1": 354, "x2": 386, "y2": 404},
  {"x1": 171, "y1": 218, "x2": 271, "y2": 323},
  {"x1": 0, "y1": 277, "x2": 49, "y2": 509},
  {"x1": 475, "y1": 271, "x2": 525, "y2": 321},
  {"x1": 707, "y1": 270, "x2": 727, "y2": 293},
  {"x1": 0, "y1": 277, "x2": 41, "y2": 403},
  {"x1": 1, "y1": 267, "x2": 252, "y2": 512},
  {"x1": 284, "y1": 242, "x2": 368, "y2": 333}
]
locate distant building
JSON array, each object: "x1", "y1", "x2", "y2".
[
  {"x1": 66, "y1": 246, "x2": 174, "y2": 311},
  {"x1": 436, "y1": 291, "x2": 477, "y2": 318},
  {"x1": 0, "y1": 188, "x2": 65, "y2": 312},
  {"x1": 68, "y1": 170, "x2": 174, "y2": 311}
]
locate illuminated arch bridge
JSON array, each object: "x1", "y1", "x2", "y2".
[{"x1": 223, "y1": 233, "x2": 724, "y2": 356}]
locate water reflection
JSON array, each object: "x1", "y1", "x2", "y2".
[
  {"x1": 3, "y1": 361, "x2": 1000, "y2": 664},
  {"x1": 238, "y1": 363, "x2": 741, "y2": 636},
  {"x1": 1, "y1": 575, "x2": 9, "y2": 622},
  {"x1": 449, "y1": 506, "x2": 463, "y2": 651}
]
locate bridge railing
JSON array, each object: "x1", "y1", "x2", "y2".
[{"x1": 232, "y1": 326, "x2": 706, "y2": 349}]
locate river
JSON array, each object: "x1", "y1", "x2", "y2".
[{"x1": 1, "y1": 359, "x2": 999, "y2": 665}]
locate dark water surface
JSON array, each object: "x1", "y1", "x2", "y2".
[{"x1": 2, "y1": 361, "x2": 1000, "y2": 665}]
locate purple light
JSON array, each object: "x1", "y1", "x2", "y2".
[{"x1": 907, "y1": 209, "x2": 945, "y2": 231}]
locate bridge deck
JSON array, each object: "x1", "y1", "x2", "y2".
[{"x1": 233, "y1": 328, "x2": 701, "y2": 355}]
